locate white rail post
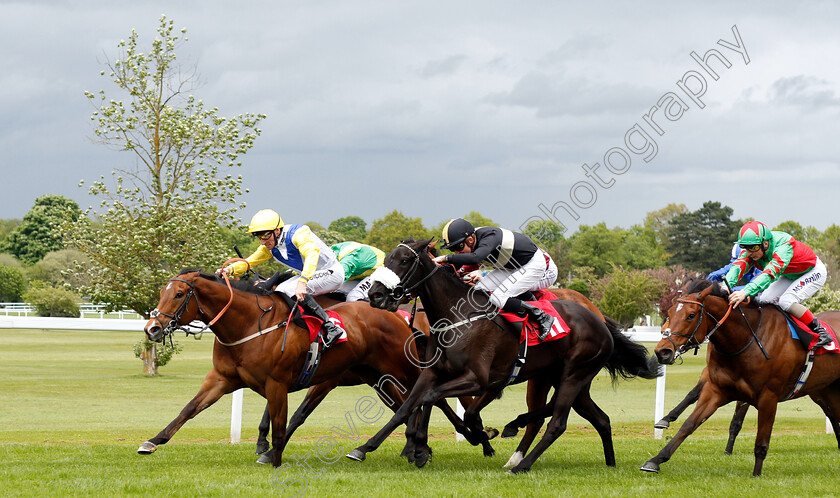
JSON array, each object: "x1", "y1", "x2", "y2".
[
  {"x1": 654, "y1": 365, "x2": 666, "y2": 439},
  {"x1": 230, "y1": 388, "x2": 244, "y2": 443}
]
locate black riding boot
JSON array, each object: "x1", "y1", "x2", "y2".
[
  {"x1": 809, "y1": 318, "x2": 833, "y2": 350},
  {"x1": 520, "y1": 302, "x2": 555, "y2": 342},
  {"x1": 300, "y1": 294, "x2": 343, "y2": 348}
]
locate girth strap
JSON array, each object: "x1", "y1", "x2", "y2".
[{"x1": 784, "y1": 350, "x2": 815, "y2": 400}]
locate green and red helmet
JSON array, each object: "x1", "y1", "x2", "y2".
[{"x1": 736, "y1": 221, "x2": 771, "y2": 246}]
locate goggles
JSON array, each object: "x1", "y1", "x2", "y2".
[
  {"x1": 740, "y1": 244, "x2": 762, "y2": 252},
  {"x1": 253, "y1": 231, "x2": 274, "y2": 241}
]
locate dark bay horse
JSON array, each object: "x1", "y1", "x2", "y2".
[
  {"x1": 641, "y1": 279, "x2": 840, "y2": 476},
  {"x1": 140, "y1": 269, "x2": 475, "y2": 467},
  {"x1": 349, "y1": 239, "x2": 660, "y2": 473}
]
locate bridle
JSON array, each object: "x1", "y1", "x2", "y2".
[
  {"x1": 383, "y1": 243, "x2": 440, "y2": 302},
  {"x1": 148, "y1": 259, "x2": 244, "y2": 341},
  {"x1": 661, "y1": 296, "x2": 731, "y2": 358}
]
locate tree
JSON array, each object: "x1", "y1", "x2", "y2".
[
  {"x1": 366, "y1": 210, "x2": 429, "y2": 252},
  {"x1": 646, "y1": 265, "x2": 703, "y2": 319},
  {"x1": 663, "y1": 201, "x2": 740, "y2": 273},
  {"x1": 773, "y1": 220, "x2": 820, "y2": 243},
  {"x1": 590, "y1": 265, "x2": 666, "y2": 328},
  {"x1": 0, "y1": 219, "x2": 20, "y2": 245},
  {"x1": 568, "y1": 223, "x2": 625, "y2": 277},
  {"x1": 25, "y1": 249, "x2": 90, "y2": 289},
  {"x1": 2, "y1": 195, "x2": 81, "y2": 265},
  {"x1": 64, "y1": 17, "x2": 264, "y2": 375},
  {"x1": 0, "y1": 266, "x2": 26, "y2": 301},
  {"x1": 644, "y1": 203, "x2": 688, "y2": 248},
  {"x1": 329, "y1": 216, "x2": 368, "y2": 242}
]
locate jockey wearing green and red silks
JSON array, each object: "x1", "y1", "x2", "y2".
[{"x1": 725, "y1": 220, "x2": 832, "y2": 350}]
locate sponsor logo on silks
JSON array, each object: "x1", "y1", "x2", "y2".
[{"x1": 796, "y1": 273, "x2": 822, "y2": 288}]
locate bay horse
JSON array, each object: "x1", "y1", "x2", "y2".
[
  {"x1": 655, "y1": 377, "x2": 750, "y2": 455},
  {"x1": 641, "y1": 279, "x2": 840, "y2": 476},
  {"x1": 139, "y1": 269, "x2": 479, "y2": 467},
  {"x1": 348, "y1": 239, "x2": 660, "y2": 473}
]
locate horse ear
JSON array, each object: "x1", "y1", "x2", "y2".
[
  {"x1": 428, "y1": 240, "x2": 438, "y2": 251},
  {"x1": 697, "y1": 285, "x2": 714, "y2": 299}
]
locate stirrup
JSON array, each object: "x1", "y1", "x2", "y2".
[{"x1": 812, "y1": 332, "x2": 833, "y2": 350}]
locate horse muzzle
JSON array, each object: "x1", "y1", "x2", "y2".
[
  {"x1": 655, "y1": 347, "x2": 676, "y2": 365},
  {"x1": 144, "y1": 318, "x2": 165, "y2": 343}
]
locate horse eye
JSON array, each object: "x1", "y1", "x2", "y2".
[
  {"x1": 687, "y1": 313, "x2": 696, "y2": 320},
  {"x1": 401, "y1": 258, "x2": 409, "y2": 264},
  {"x1": 175, "y1": 292, "x2": 184, "y2": 299}
]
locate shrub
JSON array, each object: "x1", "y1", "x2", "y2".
[
  {"x1": 566, "y1": 279, "x2": 591, "y2": 298},
  {"x1": 592, "y1": 265, "x2": 665, "y2": 328},
  {"x1": 0, "y1": 265, "x2": 26, "y2": 301},
  {"x1": 22, "y1": 281, "x2": 80, "y2": 317},
  {"x1": 133, "y1": 339, "x2": 182, "y2": 368},
  {"x1": 805, "y1": 286, "x2": 840, "y2": 314}
]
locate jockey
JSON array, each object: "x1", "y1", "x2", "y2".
[
  {"x1": 707, "y1": 242, "x2": 761, "y2": 290},
  {"x1": 726, "y1": 221, "x2": 832, "y2": 350},
  {"x1": 220, "y1": 209, "x2": 345, "y2": 348},
  {"x1": 332, "y1": 241, "x2": 385, "y2": 302},
  {"x1": 432, "y1": 218, "x2": 559, "y2": 341}
]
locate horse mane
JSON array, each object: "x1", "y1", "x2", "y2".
[
  {"x1": 399, "y1": 238, "x2": 439, "y2": 257},
  {"x1": 684, "y1": 278, "x2": 728, "y2": 298},
  {"x1": 177, "y1": 268, "x2": 276, "y2": 296}
]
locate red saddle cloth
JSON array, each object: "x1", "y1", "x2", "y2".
[
  {"x1": 786, "y1": 315, "x2": 839, "y2": 355},
  {"x1": 500, "y1": 295, "x2": 570, "y2": 346},
  {"x1": 297, "y1": 310, "x2": 349, "y2": 344}
]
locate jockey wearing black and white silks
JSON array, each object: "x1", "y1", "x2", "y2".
[{"x1": 434, "y1": 218, "x2": 559, "y2": 341}]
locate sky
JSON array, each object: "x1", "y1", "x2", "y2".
[{"x1": 1, "y1": 0, "x2": 838, "y2": 237}]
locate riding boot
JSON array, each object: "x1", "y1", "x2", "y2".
[
  {"x1": 520, "y1": 302, "x2": 555, "y2": 342},
  {"x1": 808, "y1": 318, "x2": 833, "y2": 350},
  {"x1": 299, "y1": 294, "x2": 343, "y2": 348},
  {"x1": 256, "y1": 271, "x2": 284, "y2": 291}
]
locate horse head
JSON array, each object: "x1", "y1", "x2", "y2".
[
  {"x1": 144, "y1": 270, "x2": 205, "y2": 343},
  {"x1": 368, "y1": 238, "x2": 436, "y2": 311},
  {"x1": 654, "y1": 282, "x2": 719, "y2": 365}
]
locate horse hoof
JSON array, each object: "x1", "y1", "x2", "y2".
[
  {"x1": 654, "y1": 419, "x2": 670, "y2": 430},
  {"x1": 640, "y1": 461, "x2": 660, "y2": 473},
  {"x1": 346, "y1": 449, "x2": 366, "y2": 462},
  {"x1": 484, "y1": 426, "x2": 499, "y2": 440},
  {"x1": 137, "y1": 441, "x2": 157, "y2": 454},
  {"x1": 256, "y1": 453, "x2": 273, "y2": 465},
  {"x1": 501, "y1": 426, "x2": 519, "y2": 438},
  {"x1": 483, "y1": 447, "x2": 496, "y2": 458},
  {"x1": 255, "y1": 442, "x2": 269, "y2": 455},
  {"x1": 508, "y1": 464, "x2": 529, "y2": 475},
  {"x1": 414, "y1": 453, "x2": 429, "y2": 468}
]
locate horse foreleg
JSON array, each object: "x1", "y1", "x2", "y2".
[
  {"x1": 346, "y1": 369, "x2": 439, "y2": 462},
  {"x1": 257, "y1": 379, "x2": 341, "y2": 464},
  {"x1": 655, "y1": 379, "x2": 704, "y2": 429},
  {"x1": 641, "y1": 384, "x2": 725, "y2": 473},
  {"x1": 266, "y1": 381, "x2": 290, "y2": 468},
  {"x1": 462, "y1": 389, "x2": 502, "y2": 457},
  {"x1": 724, "y1": 401, "x2": 750, "y2": 455},
  {"x1": 411, "y1": 402, "x2": 436, "y2": 468},
  {"x1": 138, "y1": 369, "x2": 237, "y2": 455},
  {"x1": 752, "y1": 393, "x2": 780, "y2": 477}
]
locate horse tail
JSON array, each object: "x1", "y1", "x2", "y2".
[{"x1": 601, "y1": 315, "x2": 662, "y2": 384}]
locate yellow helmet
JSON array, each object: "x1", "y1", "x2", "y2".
[{"x1": 247, "y1": 209, "x2": 283, "y2": 234}]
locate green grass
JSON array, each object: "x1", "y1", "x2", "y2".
[{"x1": 0, "y1": 328, "x2": 837, "y2": 497}]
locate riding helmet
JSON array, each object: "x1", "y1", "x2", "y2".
[
  {"x1": 736, "y1": 221, "x2": 770, "y2": 246},
  {"x1": 441, "y1": 218, "x2": 475, "y2": 250},
  {"x1": 248, "y1": 209, "x2": 283, "y2": 234}
]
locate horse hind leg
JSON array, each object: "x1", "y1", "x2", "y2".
[
  {"x1": 724, "y1": 401, "x2": 750, "y2": 455},
  {"x1": 504, "y1": 379, "x2": 553, "y2": 469},
  {"x1": 809, "y1": 384, "x2": 840, "y2": 450},
  {"x1": 571, "y1": 385, "x2": 615, "y2": 467},
  {"x1": 656, "y1": 379, "x2": 704, "y2": 430}
]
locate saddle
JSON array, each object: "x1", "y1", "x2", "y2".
[
  {"x1": 778, "y1": 309, "x2": 838, "y2": 354},
  {"x1": 499, "y1": 293, "x2": 570, "y2": 346}
]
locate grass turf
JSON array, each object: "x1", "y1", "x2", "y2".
[{"x1": 0, "y1": 328, "x2": 836, "y2": 497}]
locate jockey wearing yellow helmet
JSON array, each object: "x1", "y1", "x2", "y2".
[
  {"x1": 726, "y1": 220, "x2": 832, "y2": 350},
  {"x1": 220, "y1": 209, "x2": 345, "y2": 347}
]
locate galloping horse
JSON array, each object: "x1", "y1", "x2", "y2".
[
  {"x1": 641, "y1": 279, "x2": 840, "y2": 476},
  {"x1": 139, "y1": 269, "x2": 477, "y2": 467},
  {"x1": 348, "y1": 239, "x2": 660, "y2": 473}
]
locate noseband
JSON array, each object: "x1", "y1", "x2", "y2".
[
  {"x1": 660, "y1": 297, "x2": 724, "y2": 357},
  {"x1": 383, "y1": 243, "x2": 439, "y2": 301},
  {"x1": 149, "y1": 277, "x2": 208, "y2": 339}
]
